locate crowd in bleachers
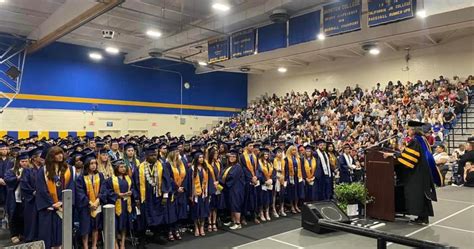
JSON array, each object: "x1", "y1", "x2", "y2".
[{"x1": 0, "y1": 74, "x2": 473, "y2": 248}]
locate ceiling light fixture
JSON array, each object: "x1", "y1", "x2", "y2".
[
  {"x1": 416, "y1": 10, "x2": 427, "y2": 18},
  {"x1": 146, "y1": 30, "x2": 162, "y2": 38},
  {"x1": 369, "y1": 48, "x2": 380, "y2": 55},
  {"x1": 212, "y1": 3, "x2": 230, "y2": 11},
  {"x1": 105, "y1": 47, "x2": 119, "y2": 54},
  {"x1": 89, "y1": 52, "x2": 103, "y2": 60},
  {"x1": 278, "y1": 67, "x2": 287, "y2": 73},
  {"x1": 0, "y1": 0, "x2": 6, "y2": 3},
  {"x1": 198, "y1": 61, "x2": 208, "y2": 66},
  {"x1": 317, "y1": 33, "x2": 326, "y2": 40}
]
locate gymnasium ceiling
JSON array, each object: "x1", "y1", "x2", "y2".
[{"x1": 0, "y1": 0, "x2": 473, "y2": 74}]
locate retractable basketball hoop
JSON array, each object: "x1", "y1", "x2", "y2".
[{"x1": 0, "y1": 33, "x2": 29, "y2": 113}]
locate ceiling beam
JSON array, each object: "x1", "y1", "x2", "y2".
[
  {"x1": 384, "y1": 42, "x2": 399, "y2": 52},
  {"x1": 438, "y1": 30, "x2": 458, "y2": 44},
  {"x1": 27, "y1": 0, "x2": 124, "y2": 54},
  {"x1": 424, "y1": 34, "x2": 438, "y2": 45}
]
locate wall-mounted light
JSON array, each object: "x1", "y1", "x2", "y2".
[
  {"x1": 278, "y1": 67, "x2": 287, "y2": 73},
  {"x1": 89, "y1": 52, "x2": 103, "y2": 60},
  {"x1": 146, "y1": 30, "x2": 162, "y2": 38},
  {"x1": 212, "y1": 3, "x2": 230, "y2": 11},
  {"x1": 317, "y1": 33, "x2": 326, "y2": 40},
  {"x1": 105, "y1": 47, "x2": 119, "y2": 54}
]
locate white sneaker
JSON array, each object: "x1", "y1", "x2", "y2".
[
  {"x1": 273, "y1": 211, "x2": 280, "y2": 218},
  {"x1": 280, "y1": 211, "x2": 287, "y2": 217},
  {"x1": 230, "y1": 223, "x2": 242, "y2": 230}
]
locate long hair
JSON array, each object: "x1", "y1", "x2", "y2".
[
  {"x1": 97, "y1": 153, "x2": 113, "y2": 178},
  {"x1": 13, "y1": 157, "x2": 29, "y2": 176},
  {"x1": 207, "y1": 148, "x2": 218, "y2": 164},
  {"x1": 83, "y1": 159, "x2": 98, "y2": 176},
  {"x1": 286, "y1": 145, "x2": 296, "y2": 159},
  {"x1": 45, "y1": 146, "x2": 68, "y2": 181},
  {"x1": 123, "y1": 147, "x2": 137, "y2": 169},
  {"x1": 167, "y1": 150, "x2": 179, "y2": 168},
  {"x1": 192, "y1": 154, "x2": 207, "y2": 179}
]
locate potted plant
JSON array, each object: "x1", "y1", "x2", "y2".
[{"x1": 334, "y1": 182, "x2": 372, "y2": 217}]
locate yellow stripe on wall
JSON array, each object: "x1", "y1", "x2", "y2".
[
  {"x1": 58, "y1": 131, "x2": 68, "y2": 138},
  {"x1": 3, "y1": 93, "x2": 241, "y2": 112},
  {"x1": 77, "y1": 131, "x2": 86, "y2": 137},
  {"x1": 0, "y1": 131, "x2": 7, "y2": 138},
  {"x1": 39, "y1": 131, "x2": 49, "y2": 139},
  {"x1": 18, "y1": 131, "x2": 30, "y2": 139}
]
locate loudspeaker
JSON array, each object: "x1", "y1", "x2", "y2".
[
  {"x1": 301, "y1": 201, "x2": 351, "y2": 234},
  {"x1": 6, "y1": 66, "x2": 21, "y2": 80}
]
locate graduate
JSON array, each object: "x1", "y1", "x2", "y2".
[
  {"x1": 257, "y1": 148, "x2": 275, "y2": 222},
  {"x1": 285, "y1": 145, "x2": 304, "y2": 213},
  {"x1": 303, "y1": 145, "x2": 317, "y2": 202},
  {"x1": 123, "y1": 143, "x2": 140, "y2": 177},
  {"x1": 315, "y1": 139, "x2": 333, "y2": 201},
  {"x1": 102, "y1": 159, "x2": 133, "y2": 249},
  {"x1": 75, "y1": 152, "x2": 104, "y2": 249},
  {"x1": 164, "y1": 144, "x2": 185, "y2": 241},
  {"x1": 0, "y1": 141, "x2": 14, "y2": 214},
  {"x1": 35, "y1": 146, "x2": 75, "y2": 249},
  {"x1": 97, "y1": 148, "x2": 114, "y2": 179},
  {"x1": 337, "y1": 144, "x2": 355, "y2": 184},
  {"x1": 220, "y1": 149, "x2": 244, "y2": 230},
  {"x1": 187, "y1": 150, "x2": 212, "y2": 237},
  {"x1": 206, "y1": 148, "x2": 225, "y2": 232},
  {"x1": 5, "y1": 151, "x2": 29, "y2": 244},
  {"x1": 272, "y1": 147, "x2": 287, "y2": 217},
  {"x1": 240, "y1": 140, "x2": 259, "y2": 224},
  {"x1": 135, "y1": 145, "x2": 171, "y2": 243},
  {"x1": 20, "y1": 147, "x2": 44, "y2": 242}
]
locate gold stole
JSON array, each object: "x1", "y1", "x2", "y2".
[
  {"x1": 222, "y1": 166, "x2": 233, "y2": 183},
  {"x1": 112, "y1": 176, "x2": 132, "y2": 216},
  {"x1": 127, "y1": 158, "x2": 140, "y2": 177},
  {"x1": 287, "y1": 156, "x2": 302, "y2": 179},
  {"x1": 259, "y1": 160, "x2": 274, "y2": 180},
  {"x1": 193, "y1": 167, "x2": 208, "y2": 197},
  {"x1": 171, "y1": 160, "x2": 186, "y2": 187},
  {"x1": 304, "y1": 157, "x2": 317, "y2": 179},
  {"x1": 243, "y1": 151, "x2": 256, "y2": 177},
  {"x1": 273, "y1": 158, "x2": 286, "y2": 179},
  {"x1": 205, "y1": 160, "x2": 221, "y2": 182},
  {"x1": 84, "y1": 174, "x2": 100, "y2": 217},
  {"x1": 139, "y1": 161, "x2": 163, "y2": 203},
  {"x1": 46, "y1": 167, "x2": 71, "y2": 203}
]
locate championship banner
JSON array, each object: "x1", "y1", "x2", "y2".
[
  {"x1": 323, "y1": 0, "x2": 362, "y2": 36},
  {"x1": 368, "y1": 0, "x2": 416, "y2": 27},
  {"x1": 208, "y1": 37, "x2": 230, "y2": 64},
  {"x1": 231, "y1": 29, "x2": 256, "y2": 58}
]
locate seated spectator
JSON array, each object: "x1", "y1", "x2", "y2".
[
  {"x1": 456, "y1": 138, "x2": 474, "y2": 185},
  {"x1": 464, "y1": 162, "x2": 474, "y2": 187},
  {"x1": 433, "y1": 145, "x2": 450, "y2": 185}
]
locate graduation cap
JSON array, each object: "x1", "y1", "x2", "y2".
[
  {"x1": 11, "y1": 146, "x2": 21, "y2": 153},
  {"x1": 0, "y1": 141, "x2": 7, "y2": 149},
  {"x1": 191, "y1": 150, "x2": 204, "y2": 160},
  {"x1": 260, "y1": 148, "x2": 270, "y2": 154},
  {"x1": 98, "y1": 148, "x2": 108, "y2": 155},
  {"x1": 80, "y1": 152, "x2": 96, "y2": 165},
  {"x1": 96, "y1": 141, "x2": 105, "y2": 149},
  {"x1": 305, "y1": 145, "x2": 314, "y2": 151},
  {"x1": 243, "y1": 139, "x2": 254, "y2": 147},
  {"x1": 18, "y1": 150, "x2": 30, "y2": 160},
  {"x1": 29, "y1": 147, "x2": 43, "y2": 157},
  {"x1": 123, "y1": 143, "x2": 135, "y2": 150},
  {"x1": 253, "y1": 142, "x2": 262, "y2": 149},
  {"x1": 157, "y1": 142, "x2": 167, "y2": 149},
  {"x1": 272, "y1": 147, "x2": 283, "y2": 154},
  {"x1": 111, "y1": 159, "x2": 125, "y2": 168},
  {"x1": 407, "y1": 120, "x2": 425, "y2": 127},
  {"x1": 41, "y1": 146, "x2": 50, "y2": 159},
  {"x1": 82, "y1": 148, "x2": 94, "y2": 155},
  {"x1": 110, "y1": 139, "x2": 119, "y2": 144},
  {"x1": 228, "y1": 149, "x2": 239, "y2": 156},
  {"x1": 144, "y1": 145, "x2": 158, "y2": 156},
  {"x1": 191, "y1": 142, "x2": 203, "y2": 151},
  {"x1": 315, "y1": 139, "x2": 326, "y2": 145}
]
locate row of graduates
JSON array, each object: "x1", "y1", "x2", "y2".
[{"x1": 4, "y1": 138, "x2": 338, "y2": 249}]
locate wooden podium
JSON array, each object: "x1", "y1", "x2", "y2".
[{"x1": 365, "y1": 148, "x2": 395, "y2": 221}]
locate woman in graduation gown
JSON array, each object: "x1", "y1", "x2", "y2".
[
  {"x1": 187, "y1": 150, "x2": 213, "y2": 237},
  {"x1": 102, "y1": 159, "x2": 133, "y2": 249},
  {"x1": 97, "y1": 148, "x2": 114, "y2": 179},
  {"x1": 164, "y1": 144, "x2": 185, "y2": 241},
  {"x1": 36, "y1": 146, "x2": 75, "y2": 249},
  {"x1": 206, "y1": 148, "x2": 225, "y2": 232},
  {"x1": 272, "y1": 147, "x2": 287, "y2": 217},
  {"x1": 219, "y1": 149, "x2": 244, "y2": 230},
  {"x1": 284, "y1": 145, "x2": 305, "y2": 213},
  {"x1": 257, "y1": 148, "x2": 275, "y2": 221},
  {"x1": 20, "y1": 147, "x2": 44, "y2": 242},
  {"x1": 5, "y1": 151, "x2": 29, "y2": 244},
  {"x1": 303, "y1": 145, "x2": 317, "y2": 202},
  {"x1": 123, "y1": 143, "x2": 140, "y2": 177},
  {"x1": 75, "y1": 152, "x2": 104, "y2": 249}
]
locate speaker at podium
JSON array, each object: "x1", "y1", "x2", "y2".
[{"x1": 301, "y1": 201, "x2": 351, "y2": 234}]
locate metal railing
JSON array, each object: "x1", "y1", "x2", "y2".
[
  {"x1": 318, "y1": 219, "x2": 453, "y2": 249},
  {"x1": 446, "y1": 97, "x2": 474, "y2": 153}
]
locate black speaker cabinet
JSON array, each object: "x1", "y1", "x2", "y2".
[{"x1": 301, "y1": 201, "x2": 350, "y2": 234}]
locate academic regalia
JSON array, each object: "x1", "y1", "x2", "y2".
[
  {"x1": 240, "y1": 152, "x2": 259, "y2": 214},
  {"x1": 272, "y1": 157, "x2": 286, "y2": 201},
  {"x1": 220, "y1": 164, "x2": 244, "y2": 213},
  {"x1": 186, "y1": 166, "x2": 212, "y2": 220},
  {"x1": 135, "y1": 161, "x2": 171, "y2": 228},
  {"x1": 0, "y1": 157, "x2": 14, "y2": 205},
  {"x1": 207, "y1": 160, "x2": 226, "y2": 210},
  {"x1": 257, "y1": 160, "x2": 276, "y2": 207},
  {"x1": 164, "y1": 160, "x2": 187, "y2": 225},
  {"x1": 315, "y1": 149, "x2": 333, "y2": 201},
  {"x1": 284, "y1": 156, "x2": 305, "y2": 201},
  {"x1": 394, "y1": 135, "x2": 438, "y2": 217},
  {"x1": 338, "y1": 153, "x2": 353, "y2": 184},
  {"x1": 303, "y1": 157, "x2": 317, "y2": 201},
  {"x1": 36, "y1": 166, "x2": 75, "y2": 249},
  {"x1": 75, "y1": 173, "x2": 105, "y2": 236},
  {"x1": 5, "y1": 167, "x2": 24, "y2": 238},
  {"x1": 102, "y1": 175, "x2": 133, "y2": 232},
  {"x1": 20, "y1": 167, "x2": 40, "y2": 242}
]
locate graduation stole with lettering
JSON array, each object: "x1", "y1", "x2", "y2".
[
  {"x1": 112, "y1": 175, "x2": 132, "y2": 216},
  {"x1": 84, "y1": 173, "x2": 101, "y2": 218},
  {"x1": 304, "y1": 157, "x2": 317, "y2": 179},
  {"x1": 287, "y1": 156, "x2": 302, "y2": 179},
  {"x1": 259, "y1": 160, "x2": 274, "y2": 180},
  {"x1": 171, "y1": 160, "x2": 186, "y2": 187},
  {"x1": 46, "y1": 166, "x2": 71, "y2": 203},
  {"x1": 273, "y1": 157, "x2": 286, "y2": 179},
  {"x1": 139, "y1": 161, "x2": 163, "y2": 203},
  {"x1": 243, "y1": 151, "x2": 257, "y2": 177},
  {"x1": 193, "y1": 167, "x2": 208, "y2": 197}
]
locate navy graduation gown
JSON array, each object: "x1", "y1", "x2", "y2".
[
  {"x1": 102, "y1": 176, "x2": 133, "y2": 232},
  {"x1": 240, "y1": 154, "x2": 259, "y2": 214},
  {"x1": 315, "y1": 151, "x2": 333, "y2": 201},
  {"x1": 4, "y1": 168, "x2": 21, "y2": 220},
  {"x1": 20, "y1": 167, "x2": 40, "y2": 242},
  {"x1": 166, "y1": 160, "x2": 188, "y2": 222},
  {"x1": 36, "y1": 166, "x2": 75, "y2": 249},
  {"x1": 186, "y1": 167, "x2": 212, "y2": 220},
  {"x1": 0, "y1": 158, "x2": 14, "y2": 205},
  {"x1": 257, "y1": 161, "x2": 276, "y2": 207},
  {"x1": 209, "y1": 160, "x2": 226, "y2": 210},
  {"x1": 284, "y1": 156, "x2": 305, "y2": 202},
  {"x1": 75, "y1": 173, "x2": 105, "y2": 236},
  {"x1": 220, "y1": 164, "x2": 244, "y2": 213},
  {"x1": 304, "y1": 157, "x2": 317, "y2": 201},
  {"x1": 337, "y1": 154, "x2": 353, "y2": 184}
]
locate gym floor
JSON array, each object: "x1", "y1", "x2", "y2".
[{"x1": 0, "y1": 186, "x2": 472, "y2": 248}]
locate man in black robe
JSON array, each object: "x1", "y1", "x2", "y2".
[{"x1": 384, "y1": 121, "x2": 437, "y2": 225}]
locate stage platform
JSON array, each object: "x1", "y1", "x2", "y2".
[{"x1": 0, "y1": 186, "x2": 472, "y2": 248}]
